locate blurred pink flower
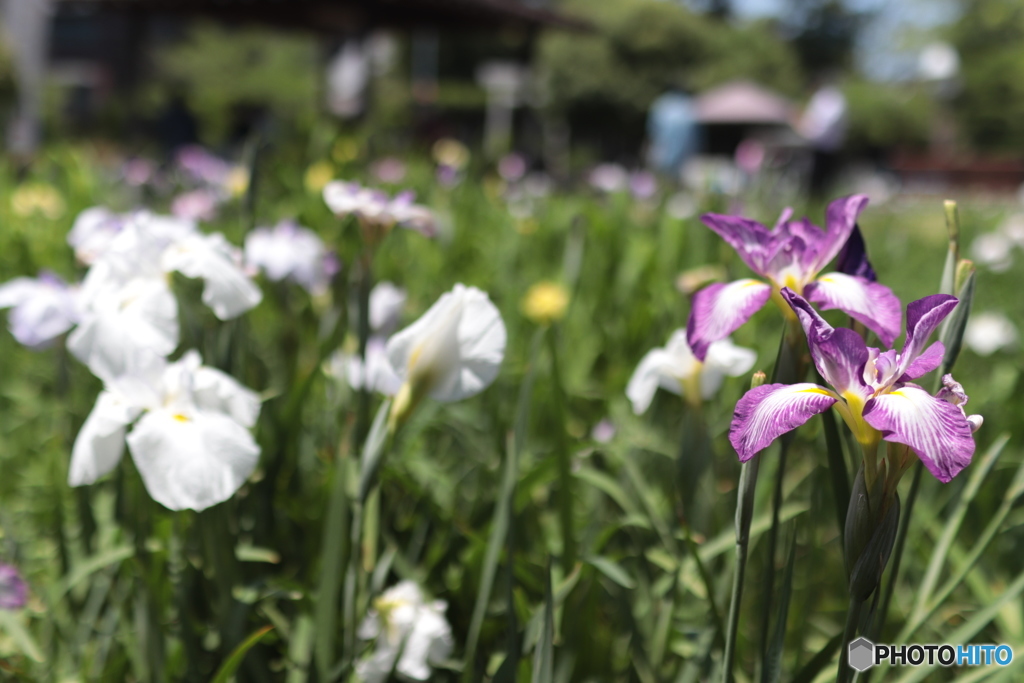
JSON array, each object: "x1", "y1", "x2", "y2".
[
  {"x1": 172, "y1": 189, "x2": 220, "y2": 222},
  {"x1": 372, "y1": 157, "x2": 407, "y2": 184}
]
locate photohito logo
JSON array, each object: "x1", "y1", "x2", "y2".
[{"x1": 848, "y1": 637, "x2": 1014, "y2": 671}]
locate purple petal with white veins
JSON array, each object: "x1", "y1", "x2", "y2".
[
  {"x1": 899, "y1": 294, "x2": 958, "y2": 375},
  {"x1": 810, "y1": 194, "x2": 869, "y2": 273},
  {"x1": 836, "y1": 224, "x2": 876, "y2": 282},
  {"x1": 730, "y1": 383, "x2": 838, "y2": 461},
  {"x1": 901, "y1": 341, "x2": 945, "y2": 380},
  {"x1": 700, "y1": 213, "x2": 775, "y2": 274},
  {"x1": 782, "y1": 288, "x2": 870, "y2": 394},
  {"x1": 804, "y1": 272, "x2": 902, "y2": 347},
  {"x1": 686, "y1": 279, "x2": 771, "y2": 361},
  {"x1": 863, "y1": 385, "x2": 975, "y2": 483}
]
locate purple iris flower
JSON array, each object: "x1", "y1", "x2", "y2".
[
  {"x1": 0, "y1": 564, "x2": 27, "y2": 610},
  {"x1": 730, "y1": 290, "x2": 980, "y2": 484},
  {"x1": 686, "y1": 195, "x2": 902, "y2": 360}
]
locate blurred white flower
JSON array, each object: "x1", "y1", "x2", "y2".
[
  {"x1": 68, "y1": 213, "x2": 259, "y2": 381},
  {"x1": 964, "y1": 311, "x2": 1018, "y2": 356},
  {"x1": 356, "y1": 580, "x2": 453, "y2": 683},
  {"x1": 69, "y1": 350, "x2": 261, "y2": 511},
  {"x1": 626, "y1": 331, "x2": 756, "y2": 414},
  {"x1": 162, "y1": 232, "x2": 263, "y2": 320},
  {"x1": 971, "y1": 232, "x2": 1014, "y2": 272},
  {"x1": 999, "y1": 213, "x2": 1024, "y2": 247},
  {"x1": 329, "y1": 337, "x2": 403, "y2": 396},
  {"x1": 69, "y1": 258, "x2": 179, "y2": 383},
  {"x1": 67, "y1": 207, "x2": 128, "y2": 265},
  {"x1": 589, "y1": 163, "x2": 629, "y2": 193},
  {"x1": 323, "y1": 181, "x2": 436, "y2": 237},
  {"x1": 0, "y1": 271, "x2": 80, "y2": 348},
  {"x1": 666, "y1": 192, "x2": 697, "y2": 220},
  {"x1": 369, "y1": 281, "x2": 406, "y2": 334},
  {"x1": 386, "y1": 284, "x2": 506, "y2": 426},
  {"x1": 245, "y1": 220, "x2": 337, "y2": 295}
]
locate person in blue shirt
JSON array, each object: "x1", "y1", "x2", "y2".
[{"x1": 647, "y1": 90, "x2": 698, "y2": 179}]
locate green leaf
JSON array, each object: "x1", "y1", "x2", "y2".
[
  {"x1": 54, "y1": 545, "x2": 134, "y2": 598},
  {"x1": 209, "y1": 625, "x2": 274, "y2": 683},
  {"x1": 286, "y1": 615, "x2": 314, "y2": 683},
  {"x1": 586, "y1": 555, "x2": 636, "y2": 589},
  {"x1": 939, "y1": 266, "x2": 975, "y2": 375},
  {"x1": 531, "y1": 563, "x2": 555, "y2": 683},
  {"x1": 357, "y1": 398, "x2": 394, "y2": 503},
  {"x1": 789, "y1": 631, "x2": 843, "y2": 683},
  {"x1": 0, "y1": 610, "x2": 45, "y2": 663},
  {"x1": 893, "y1": 568, "x2": 1024, "y2": 683},
  {"x1": 762, "y1": 525, "x2": 797, "y2": 683},
  {"x1": 314, "y1": 442, "x2": 352, "y2": 680},
  {"x1": 462, "y1": 437, "x2": 518, "y2": 680},
  {"x1": 912, "y1": 433, "x2": 1008, "y2": 617}
]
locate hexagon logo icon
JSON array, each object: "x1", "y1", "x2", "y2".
[{"x1": 848, "y1": 637, "x2": 875, "y2": 672}]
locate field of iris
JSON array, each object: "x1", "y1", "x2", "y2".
[{"x1": 0, "y1": 139, "x2": 1022, "y2": 683}]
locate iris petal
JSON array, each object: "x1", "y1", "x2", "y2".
[
  {"x1": 686, "y1": 279, "x2": 772, "y2": 361},
  {"x1": 730, "y1": 382, "x2": 838, "y2": 461}
]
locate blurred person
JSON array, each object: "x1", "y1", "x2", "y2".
[
  {"x1": 799, "y1": 78, "x2": 847, "y2": 197},
  {"x1": 646, "y1": 89, "x2": 698, "y2": 180}
]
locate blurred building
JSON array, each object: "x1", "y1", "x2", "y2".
[{"x1": 7, "y1": 0, "x2": 585, "y2": 152}]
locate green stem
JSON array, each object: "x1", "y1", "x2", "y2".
[
  {"x1": 722, "y1": 456, "x2": 759, "y2": 683},
  {"x1": 546, "y1": 325, "x2": 576, "y2": 572},
  {"x1": 837, "y1": 596, "x2": 864, "y2": 683},
  {"x1": 869, "y1": 459, "x2": 922, "y2": 645},
  {"x1": 353, "y1": 250, "x2": 373, "y2": 449}
]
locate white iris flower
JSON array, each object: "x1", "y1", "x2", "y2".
[
  {"x1": 356, "y1": 581, "x2": 453, "y2": 683},
  {"x1": 69, "y1": 350, "x2": 261, "y2": 511},
  {"x1": 627, "y1": 331, "x2": 756, "y2": 414},
  {"x1": 385, "y1": 283, "x2": 506, "y2": 426}
]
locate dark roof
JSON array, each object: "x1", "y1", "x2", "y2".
[{"x1": 57, "y1": 0, "x2": 589, "y2": 32}]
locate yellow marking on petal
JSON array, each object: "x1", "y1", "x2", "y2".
[{"x1": 172, "y1": 413, "x2": 190, "y2": 423}]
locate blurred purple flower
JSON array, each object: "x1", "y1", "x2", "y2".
[
  {"x1": 734, "y1": 139, "x2": 765, "y2": 175},
  {"x1": 0, "y1": 564, "x2": 27, "y2": 610},
  {"x1": 123, "y1": 158, "x2": 156, "y2": 187},
  {"x1": 371, "y1": 157, "x2": 407, "y2": 184},
  {"x1": 172, "y1": 189, "x2": 220, "y2": 222},
  {"x1": 436, "y1": 164, "x2": 460, "y2": 187},
  {"x1": 176, "y1": 145, "x2": 230, "y2": 185},
  {"x1": 629, "y1": 171, "x2": 657, "y2": 200},
  {"x1": 591, "y1": 419, "x2": 616, "y2": 444},
  {"x1": 498, "y1": 153, "x2": 527, "y2": 182}
]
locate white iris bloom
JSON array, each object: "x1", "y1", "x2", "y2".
[
  {"x1": 626, "y1": 331, "x2": 756, "y2": 414},
  {"x1": 356, "y1": 581, "x2": 453, "y2": 683},
  {"x1": 385, "y1": 284, "x2": 506, "y2": 426},
  {"x1": 162, "y1": 232, "x2": 263, "y2": 320},
  {"x1": 244, "y1": 220, "x2": 335, "y2": 295},
  {"x1": 69, "y1": 351, "x2": 261, "y2": 511}
]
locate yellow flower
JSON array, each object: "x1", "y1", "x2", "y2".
[
  {"x1": 11, "y1": 183, "x2": 65, "y2": 219},
  {"x1": 432, "y1": 138, "x2": 470, "y2": 169},
  {"x1": 224, "y1": 166, "x2": 250, "y2": 198},
  {"x1": 521, "y1": 281, "x2": 570, "y2": 324},
  {"x1": 304, "y1": 161, "x2": 334, "y2": 194},
  {"x1": 332, "y1": 138, "x2": 360, "y2": 163}
]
